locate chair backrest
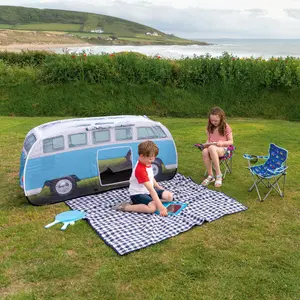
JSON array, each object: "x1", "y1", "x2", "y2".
[{"x1": 264, "y1": 143, "x2": 288, "y2": 170}]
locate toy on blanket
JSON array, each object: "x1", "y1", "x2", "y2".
[
  {"x1": 44, "y1": 210, "x2": 86, "y2": 231},
  {"x1": 155, "y1": 202, "x2": 187, "y2": 216}
]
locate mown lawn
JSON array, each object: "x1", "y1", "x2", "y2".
[{"x1": 0, "y1": 116, "x2": 299, "y2": 300}]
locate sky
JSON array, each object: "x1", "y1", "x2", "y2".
[{"x1": 1, "y1": 0, "x2": 300, "y2": 39}]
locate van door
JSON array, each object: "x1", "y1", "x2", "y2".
[{"x1": 97, "y1": 146, "x2": 133, "y2": 186}]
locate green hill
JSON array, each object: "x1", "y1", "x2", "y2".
[{"x1": 0, "y1": 6, "x2": 207, "y2": 45}]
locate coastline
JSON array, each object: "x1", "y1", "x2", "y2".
[{"x1": 0, "y1": 43, "x2": 92, "y2": 52}]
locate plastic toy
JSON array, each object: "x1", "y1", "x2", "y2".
[
  {"x1": 155, "y1": 201, "x2": 187, "y2": 216},
  {"x1": 44, "y1": 210, "x2": 86, "y2": 231}
]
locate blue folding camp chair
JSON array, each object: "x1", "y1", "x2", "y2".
[{"x1": 243, "y1": 143, "x2": 288, "y2": 201}]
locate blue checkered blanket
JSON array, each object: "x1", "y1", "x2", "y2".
[{"x1": 66, "y1": 173, "x2": 247, "y2": 255}]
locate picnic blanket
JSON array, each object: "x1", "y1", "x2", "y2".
[{"x1": 66, "y1": 173, "x2": 247, "y2": 255}]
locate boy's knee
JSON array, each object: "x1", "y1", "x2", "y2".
[
  {"x1": 148, "y1": 205, "x2": 156, "y2": 213},
  {"x1": 162, "y1": 191, "x2": 173, "y2": 201},
  {"x1": 166, "y1": 192, "x2": 173, "y2": 201},
  {"x1": 148, "y1": 202, "x2": 157, "y2": 213}
]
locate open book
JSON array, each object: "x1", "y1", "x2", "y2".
[{"x1": 194, "y1": 142, "x2": 218, "y2": 151}]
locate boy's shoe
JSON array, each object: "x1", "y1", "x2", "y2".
[{"x1": 114, "y1": 202, "x2": 131, "y2": 211}]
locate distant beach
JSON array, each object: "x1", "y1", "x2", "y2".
[
  {"x1": 1, "y1": 39, "x2": 300, "y2": 59},
  {"x1": 0, "y1": 43, "x2": 91, "y2": 52},
  {"x1": 50, "y1": 39, "x2": 300, "y2": 59}
]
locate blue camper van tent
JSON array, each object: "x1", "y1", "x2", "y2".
[{"x1": 19, "y1": 115, "x2": 178, "y2": 205}]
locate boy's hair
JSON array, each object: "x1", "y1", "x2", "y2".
[
  {"x1": 207, "y1": 106, "x2": 227, "y2": 136},
  {"x1": 138, "y1": 140, "x2": 159, "y2": 157}
]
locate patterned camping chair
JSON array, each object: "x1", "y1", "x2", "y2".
[
  {"x1": 219, "y1": 145, "x2": 235, "y2": 179},
  {"x1": 243, "y1": 143, "x2": 288, "y2": 201},
  {"x1": 195, "y1": 144, "x2": 235, "y2": 179}
]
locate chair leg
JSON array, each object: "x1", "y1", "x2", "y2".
[{"x1": 249, "y1": 174, "x2": 286, "y2": 201}]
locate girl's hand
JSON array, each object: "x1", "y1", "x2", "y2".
[{"x1": 216, "y1": 141, "x2": 223, "y2": 147}]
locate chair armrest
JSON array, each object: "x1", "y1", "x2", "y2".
[
  {"x1": 243, "y1": 154, "x2": 269, "y2": 160},
  {"x1": 267, "y1": 166, "x2": 288, "y2": 174}
]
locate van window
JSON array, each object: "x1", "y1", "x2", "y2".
[
  {"x1": 137, "y1": 126, "x2": 167, "y2": 139},
  {"x1": 137, "y1": 127, "x2": 158, "y2": 139},
  {"x1": 93, "y1": 129, "x2": 110, "y2": 144},
  {"x1": 24, "y1": 133, "x2": 37, "y2": 153},
  {"x1": 115, "y1": 127, "x2": 132, "y2": 141},
  {"x1": 68, "y1": 133, "x2": 87, "y2": 148},
  {"x1": 43, "y1": 136, "x2": 64, "y2": 153},
  {"x1": 153, "y1": 126, "x2": 167, "y2": 138}
]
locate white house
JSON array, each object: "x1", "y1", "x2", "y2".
[{"x1": 90, "y1": 28, "x2": 104, "y2": 33}]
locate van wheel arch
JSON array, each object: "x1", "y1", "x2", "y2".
[
  {"x1": 49, "y1": 176, "x2": 77, "y2": 196},
  {"x1": 151, "y1": 158, "x2": 163, "y2": 180}
]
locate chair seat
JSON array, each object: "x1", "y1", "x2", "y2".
[{"x1": 250, "y1": 164, "x2": 287, "y2": 178}]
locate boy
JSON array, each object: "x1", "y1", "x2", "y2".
[{"x1": 115, "y1": 140, "x2": 173, "y2": 217}]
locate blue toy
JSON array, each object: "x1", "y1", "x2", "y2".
[
  {"x1": 44, "y1": 210, "x2": 86, "y2": 231},
  {"x1": 155, "y1": 202, "x2": 187, "y2": 216}
]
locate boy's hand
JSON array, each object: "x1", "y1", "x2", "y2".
[
  {"x1": 156, "y1": 184, "x2": 164, "y2": 190},
  {"x1": 159, "y1": 205, "x2": 168, "y2": 217}
]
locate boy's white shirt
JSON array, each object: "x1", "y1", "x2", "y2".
[{"x1": 129, "y1": 161, "x2": 154, "y2": 196}]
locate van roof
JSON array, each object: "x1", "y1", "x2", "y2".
[{"x1": 33, "y1": 115, "x2": 159, "y2": 138}]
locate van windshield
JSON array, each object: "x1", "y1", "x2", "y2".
[{"x1": 24, "y1": 133, "x2": 37, "y2": 153}]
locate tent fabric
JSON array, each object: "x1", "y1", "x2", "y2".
[{"x1": 66, "y1": 173, "x2": 247, "y2": 255}]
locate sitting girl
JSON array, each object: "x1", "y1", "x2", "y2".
[{"x1": 201, "y1": 106, "x2": 233, "y2": 188}]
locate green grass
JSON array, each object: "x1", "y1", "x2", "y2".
[
  {"x1": 13, "y1": 23, "x2": 82, "y2": 31},
  {"x1": 0, "y1": 116, "x2": 299, "y2": 299},
  {"x1": 0, "y1": 24, "x2": 13, "y2": 29}
]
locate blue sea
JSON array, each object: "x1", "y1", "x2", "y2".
[{"x1": 52, "y1": 39, "x2": 300, "y2": 59}]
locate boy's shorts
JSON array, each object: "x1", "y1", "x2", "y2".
[{"x1": 130, "y1": 188, "x2": 165, "y2": 205}]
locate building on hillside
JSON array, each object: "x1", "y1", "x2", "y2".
[
  {"x1": 90, "y1": 28, "x2": 104, "y2": 33},
  {"x1": 145, "y1": 31, "x2": 159, "y2": 36}
]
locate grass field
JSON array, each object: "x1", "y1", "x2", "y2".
[
  {"x1": 12, "y1": 23, "x2": 82, "y2": 32},
  {"x1": 0, "y1": 116, "x2": 299, "y2": 299}
]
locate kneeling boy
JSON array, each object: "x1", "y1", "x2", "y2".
[{"x1": 115, "y1": 140, "x2": 173, "y2": 217}]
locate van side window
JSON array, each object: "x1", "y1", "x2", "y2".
[
  {"x1": 153, "y1": 126, "x2": 167, "y2": 138},
  {"x1": 24, "y1": 133, "x2": 37, "y2": 153},
  {"x1": 137, "y1": 127, "x2": 158, "y2": 139},
  {"x1": 115, "y1": 127, "x2": 132, "y2": 141},
  {"x1": 93, "y1": 129, "x2": 110, "y2": 144},
  {"x1": 43, "y1": 136, "x2": 64, "y2": 153},
  {"x1": 68, "y1": 133, "x2": 87, "y2": 148}
]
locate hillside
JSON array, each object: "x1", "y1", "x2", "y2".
[{"x1": 0, "y1": 6, "x2": 208, "y2": 46}]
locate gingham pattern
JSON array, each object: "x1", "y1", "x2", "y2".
[{"x1": 66, "y1": 173, "x2": 247, "y2": 255}]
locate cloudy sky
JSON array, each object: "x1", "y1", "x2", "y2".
[{"x1": 1, "y1": 0, "x2": 300, "y2": 39}]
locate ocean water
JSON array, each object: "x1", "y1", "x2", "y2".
[{"x1": 52, "y1": 39, "x2": 300, "y2": 59}]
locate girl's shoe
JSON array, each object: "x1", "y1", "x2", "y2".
[
  {"x1": 215, "y1": 174, "x2": 223, "y2": 188},
  {"x1": 201, "y1": 175, "x2": 215, "y2": 186}
]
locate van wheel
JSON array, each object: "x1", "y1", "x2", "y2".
[
  {"x1": 152, "y1": 161, "x2": 162, "y2": 180},
  {"x1": 50, "y1": 177, "x2": 76, "y2": 196}
]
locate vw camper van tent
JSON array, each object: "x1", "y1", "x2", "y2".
[{"x1": 20, "y1": 115, "x2": 178, "y2": 205}]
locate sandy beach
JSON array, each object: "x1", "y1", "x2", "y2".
[{"x1": 0, "y1": 43, "x2": 92, "y2": 52}]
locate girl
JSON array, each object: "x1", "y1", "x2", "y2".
[{"x1": 201, "y1": 107, "x2": 233, "y2": 188}]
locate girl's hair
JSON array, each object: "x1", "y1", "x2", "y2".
[{"x1": 207, "y1": 106, "x2": 226, "y2": 136}]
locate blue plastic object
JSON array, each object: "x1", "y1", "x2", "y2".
[
  {"x1": 44, "y1": 210, "x2": 86, "y2": 231},
  {"x1": 155, "y1": 201, "x2": 187, "y2": 216}
]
